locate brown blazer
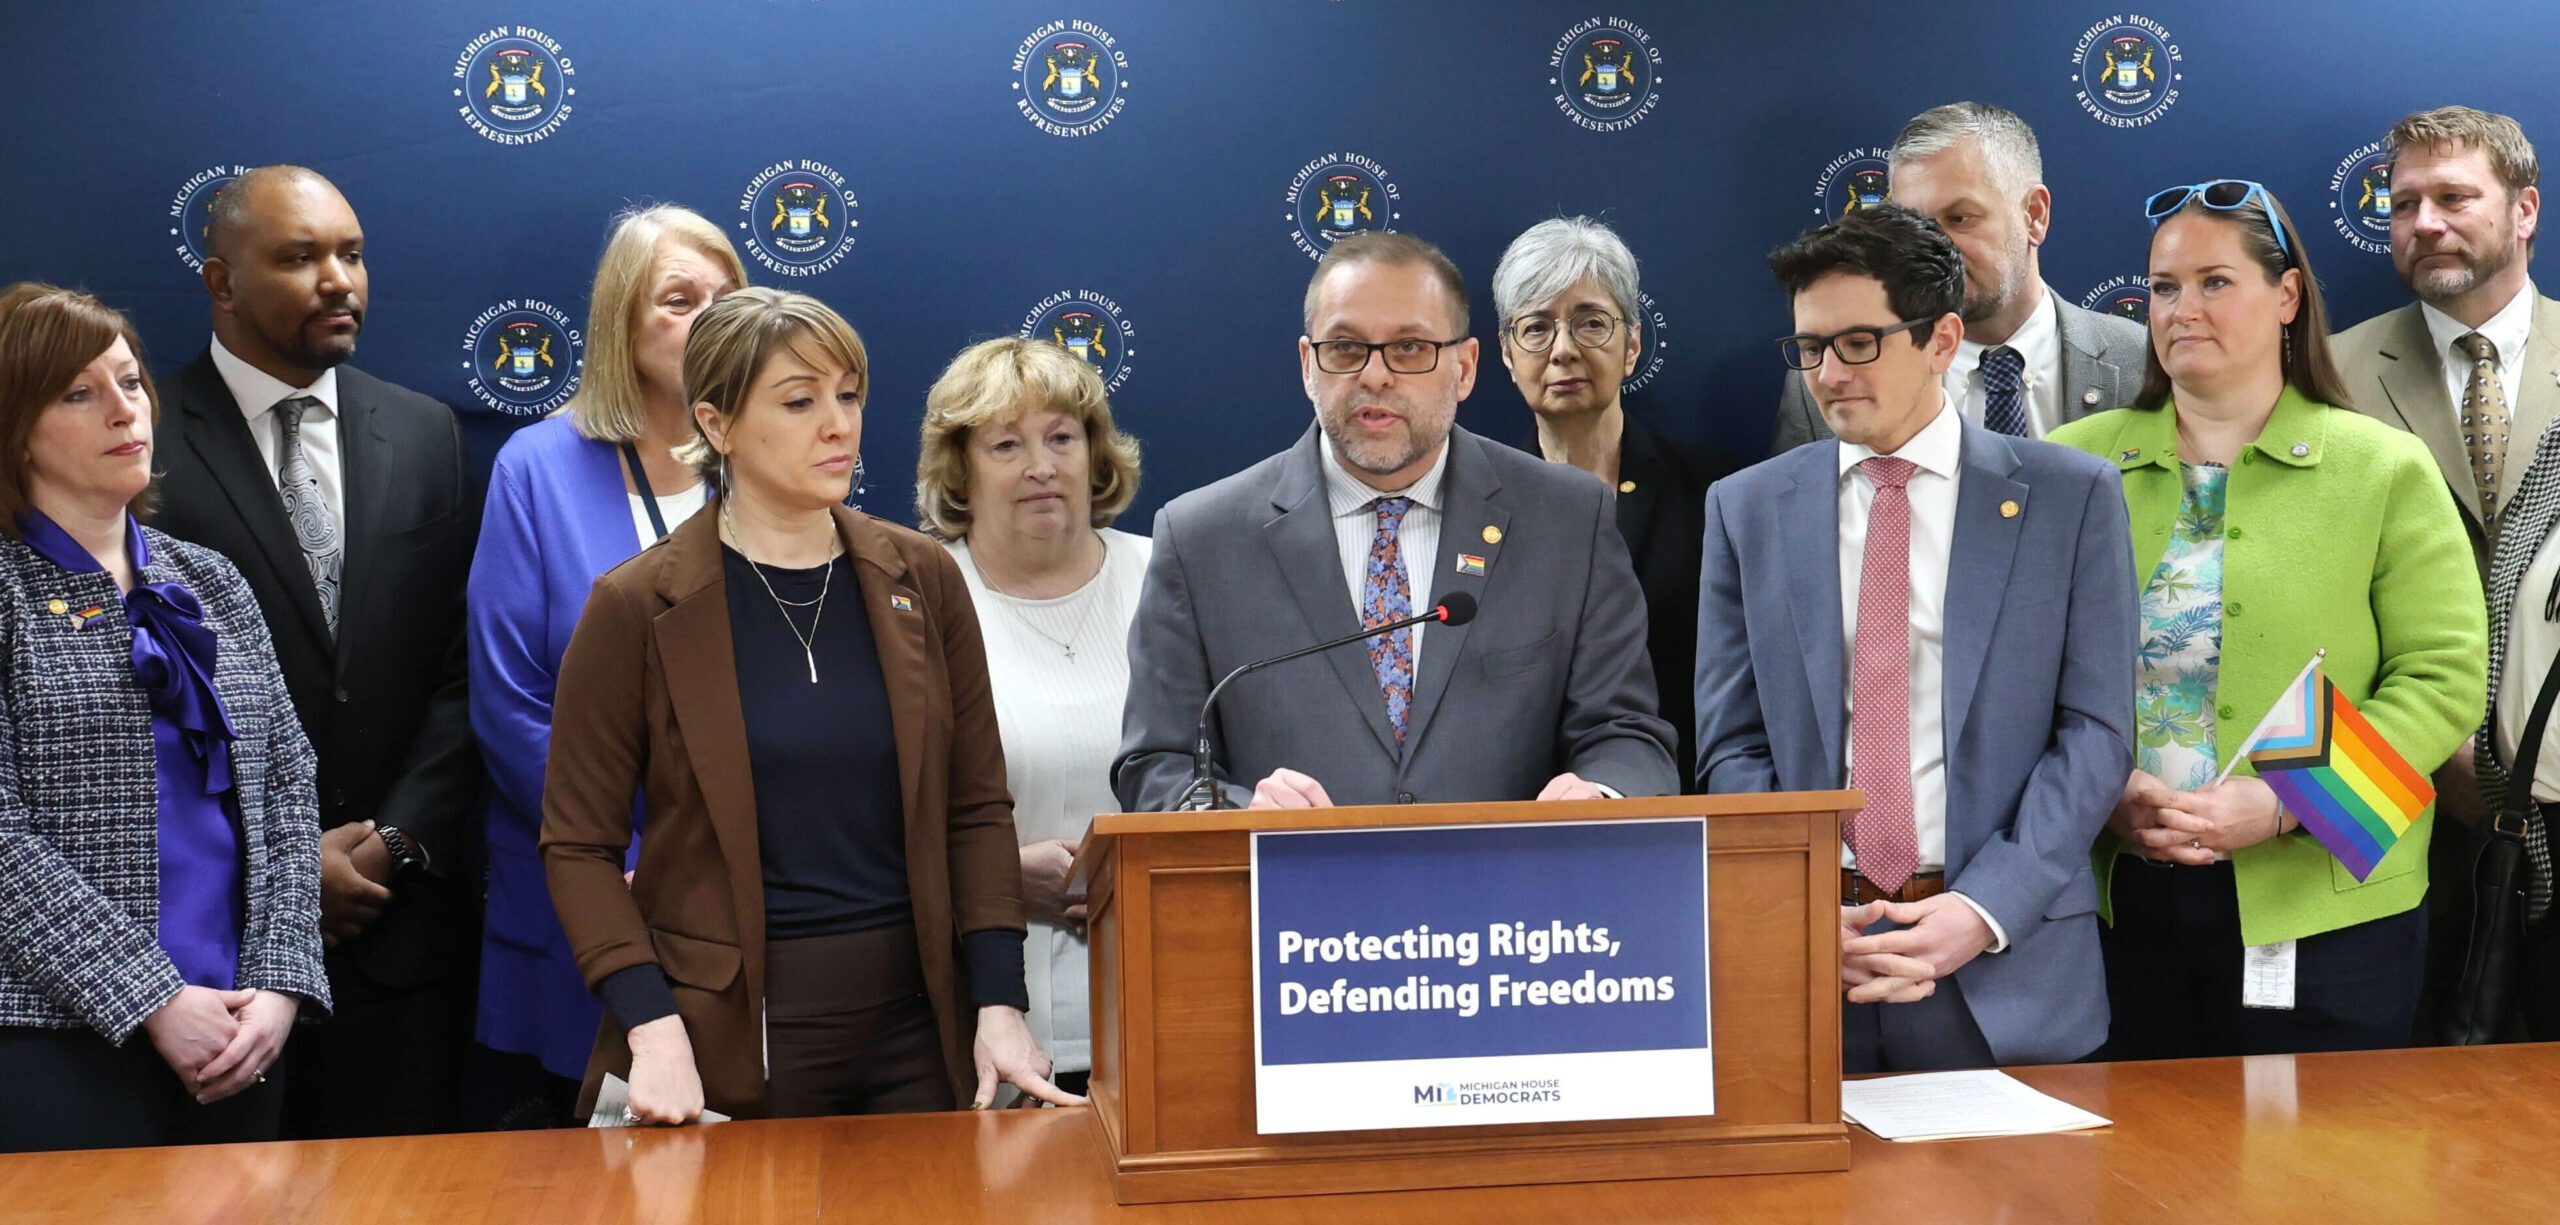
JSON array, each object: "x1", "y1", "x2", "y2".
[{"x1": 539, "y1": 502, "x2": 1024, "y2": 1117}]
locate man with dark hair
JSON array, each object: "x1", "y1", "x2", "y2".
[
  {"x1": 1770, "y1": 102, "x2": 2147, "y2": 454},
  {"x1": 1114, "y1": 231, "x2": 1677, "y2": 811},
  {"x1": 153, "y1": 165, "x2": 483, "y2": 1136},
  {"x1": 1697, "y1": 205, "x2": 2136, "y2": 1071}
]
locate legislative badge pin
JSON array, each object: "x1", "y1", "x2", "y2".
[
  {"x1": 2000, "y1": 501, "x2": 2020, "y2": 519},
  {"x1": 1481, "y1": 525, "x2": 1503, "y2": 545},
  {"x1": 45, "y1": 599, "x2": 65, "y2": 616},
  {"x1": 1617, "y1": 480, "x2": 1637, "y2": 494},
  {"x1": 2291, "y1": 443, "x2": 2310, "y2": 457}
]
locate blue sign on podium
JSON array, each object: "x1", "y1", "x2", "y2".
[{"x1": 1249, "y1": 818, "x2": 1713, "y2": 1134}]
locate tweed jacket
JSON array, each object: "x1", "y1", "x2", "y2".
[{"x1": 0, "y1": 524, "x2": 328, "y2": 1043}]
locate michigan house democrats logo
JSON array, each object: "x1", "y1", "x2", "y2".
[
  {"x1": 2329, "y1": 142, "x2": 2394, "y2": 255},
  {"x1": 1012, "y1": 20, "x2": 1128, "y2": 137},
  {"x1": 1549, "y1": 17, "x2": 1662, "y2": 133},
  {"x1": 738, "y1": 160, "x2": 858, "y2": 278},
  {"x1": 168, "y1": 165, "x2": 247, "y2": 273},
  {"x1": 461, "y1": 299, "x2": 582, "y2": 416},
  {"x1": 1021, "y1": 290, "x2": 1135, "y2": 393},
  {"x1": 2072, "y1": 15, "x2": 2181, "y2": 128},
  {"x1": 2079, "y1": 275, "x2": 2151, "y2": 324},
  {"x1": 453, "y1": 27, "x2": 576, "y2": 144},
  {"x1": 1813, "y1": 148, "x2": 1893, "y2": 222},
  {"x1": 1286, "y1": 154, "x2": 1402, "y2": 261},
  {"x1": 1622, "y1": 291, "x2": 1668, "y2": 394},
  {"x1": 1412, "y1": 1079, "x2": 1563, "y2": 1107}
]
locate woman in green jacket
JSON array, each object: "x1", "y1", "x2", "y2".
[{"x1": 2048, "y1": 180, "x2": 2485, "y2": 1057}]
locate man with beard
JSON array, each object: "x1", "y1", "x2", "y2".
[
  {"x1": 153, "y1": 165, "x2": 482, "y2": 1136},
  {"x1": 1771, "y1": 102, "x2": 2148, "y2": 454},
  {"x1": 1113, "y1": 232, "x2": 1676, "y2": 811},
  {"x1": 2333, "y1": 108, "x2": 2554, "y2": 1042}
]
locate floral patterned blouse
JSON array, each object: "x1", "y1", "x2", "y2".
[{"x1": 2136, "y1": 462, "x2": 2228, "y2": 792}]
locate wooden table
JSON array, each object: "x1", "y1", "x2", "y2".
[{"x1": 8, "y1": 1044, "x2": 2560, "y2": 1223}]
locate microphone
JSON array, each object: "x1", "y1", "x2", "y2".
[{"x1": 1177, "y1": 591, "x2": 1479, "y2": 811}]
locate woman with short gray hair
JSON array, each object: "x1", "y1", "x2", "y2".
[{"x1": 1493, "y1": 216, "x2": 1734, "y2": 790}]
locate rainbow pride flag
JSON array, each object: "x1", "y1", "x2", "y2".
[{"x1": 2230, "y1": 653, "x2": 2434, "y2": 882}]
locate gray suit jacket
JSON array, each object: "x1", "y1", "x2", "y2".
[
  {"x1": 2331, "y1": 293, "x2": 2560, "y2": 576},
  {"x1": 1694, "y1": 420, "x2": 2136, "y2": 1066},
  {"x1": 1769, "y1": 290, "x2": 2150, "y2": 455},
  {"x1": 1113, "y1": 424, "x2": 1679, "y2": 811}
]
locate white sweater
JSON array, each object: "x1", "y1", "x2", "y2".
[{"x1": 946, "y1": 528, "x2": 1151, "y2": 1074}]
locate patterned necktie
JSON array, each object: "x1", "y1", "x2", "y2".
[
  {"x1": 2456, "y1": 332, "x2": 2514, "y2": 527},
  {"x1": 1362, "y1": 496, "x2": 1415, "y2": 743},
  {"x1": 1981, "y1": 346, "x2": 2028, "y2": 437},
  {"x1": 1849, "y1": 456, "x2": 1920, "y2": 894},
  {"x1": 274, "y1": 395, "x2": 343, "y2": 634}
]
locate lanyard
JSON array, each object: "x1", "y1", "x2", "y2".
[{"x1": 621, "y1": 443, "x2": 670, "y2": 541}]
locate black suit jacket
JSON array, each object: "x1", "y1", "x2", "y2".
[
  {"x1": 1519, "y1": 419, "x2": 1736, "y2": 791},
  {"x1": 153, "y1": 349, "x2": 483, "y2": 988}
]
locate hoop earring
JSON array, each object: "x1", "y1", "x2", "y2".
[{"x1": 718, "y1": 453, "x2": 732, "y2": 497}]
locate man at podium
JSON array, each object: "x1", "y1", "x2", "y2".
[
  {"x1": 1696, "y1": 206, "x2": 2136, "y2": 1072},
  {"x1": 1113, "y1": 232, "x2": 1678, "y2": 811}
]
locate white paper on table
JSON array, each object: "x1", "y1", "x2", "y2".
[
  {"x1": 1840, "y1": 1069, "x2": 2110, "y2": 1142},
  {"x1": 587, "y1": 1073, "x2": 733, "y2": 1128}
]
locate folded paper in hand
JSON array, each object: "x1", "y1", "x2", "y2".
[{"x1": 588, "y1": 1073, "x2": 733, "y2": 1128}]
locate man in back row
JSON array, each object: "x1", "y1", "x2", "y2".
[{"x1": 1771, "y1": 102, "x2": 2149, "y2": 453}]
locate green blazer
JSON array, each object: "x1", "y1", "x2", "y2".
[{"x1": 2048, "y1": 390, "x2": 2487, "y2": 946}]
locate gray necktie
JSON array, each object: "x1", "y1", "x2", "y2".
[{"x1": 274, "y1": 395, "x2": 342, "y2": 633}]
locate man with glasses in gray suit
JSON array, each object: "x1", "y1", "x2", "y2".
[
  {"x1": 1771, "y1": 102, "x2": 2148, "y2": 454},
  {"x1": 1113, "y1": 232, "x2": 1677, "y2": 812}
]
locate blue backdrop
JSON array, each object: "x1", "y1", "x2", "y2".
[{"x1": 4, "y1": 1, "x2": 2554, "y2": 526}]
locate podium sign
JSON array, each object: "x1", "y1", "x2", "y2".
[{"x1": 1249, "y1": 819, "x2": 1713, "y2": 1134}]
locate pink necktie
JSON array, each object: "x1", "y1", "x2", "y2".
[{"x1": 1850, "y1": 456, "x2": 1919, "y2": 894}]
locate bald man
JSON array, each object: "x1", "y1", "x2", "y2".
[{"x1": 152, "y1": 165, "x2": 482, "y2": 1138}]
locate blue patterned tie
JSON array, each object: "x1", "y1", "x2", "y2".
[
  {"x1": 1981, "y1": 345, "x2": 2028, "y2": 437},
  {"x1": 274, "y1": 396, "x2": 342, "y2": 635},
  {"x1": 1361, "y1": 496, "x2": 1415, "y2": 742}
]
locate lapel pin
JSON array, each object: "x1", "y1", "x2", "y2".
[
  {"x1": 2291, "y1": 442, "x2": 2311, "y2": 457},
  {"x1": 2083, "y1": 388, "x2": 2102, "y2": 407},
  {"x1": 1481, "y1": 525, "x2": 1503, "y2": 544},
  {"x1": 1618, "y1": 480, "x2": 1637, "y2": 493},
  {"x1": 889, "y1": 594, "x2": 915, "y2": 612},
  {"x1": 70, "y1": 606, "x2": 106, "y2": 629},
  {"x1": 1455, "y1": 554, "x2": 1486, "y2": 576},
  {"x1": 2120, "y1": 448, "x2": 2142, "y2": 462},
  {"x1": 44, "y1": 599, "x2": 65, "y2": 616},
  {"x1": 2000, "y1": 500, "x2": 2021, "y2": 519}
]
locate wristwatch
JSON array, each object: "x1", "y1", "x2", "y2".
[{"x1": 375, "y1": 824, "x2": 429, "y2": 881}]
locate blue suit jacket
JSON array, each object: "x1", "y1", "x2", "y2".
[
  {"x1": 1694, "y1": 418, "x2": 2136, "y2": 1065},
  {"x1": 466, "y1": 416, "x2": 659, "y2": 1079}
]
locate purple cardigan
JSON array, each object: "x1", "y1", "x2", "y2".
[{"x1": 467, "y1": 416, "x2": 672, "y2": 1080}]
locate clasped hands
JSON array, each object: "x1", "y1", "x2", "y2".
[
  {"x1": 1247, "y1": 766, "x2": 1611, "y2": 808},
  {"x1": 2109, "y1": 770, "x2": 2292, "y2": 865},
  {"x1": 140, "y1": 985, "x2": 297, "y2": 1105},
  {"x1": 1839, "y1": 894, "x2": 1996, "y2": 1004}
]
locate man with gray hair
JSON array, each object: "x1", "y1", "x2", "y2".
[
  {"x1": 1490, "y1": 216, "x2": 1736, "y2": 789},
  {"x1": 1770, "y1": 101, "x2": 2147, "y2": 454}
]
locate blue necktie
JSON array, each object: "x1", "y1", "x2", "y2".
[
  {"x1": 1361, "y1": 497, "x2": 1415, "y2": 742},
  {"x1": 1981, "y1": 346, "x2": 2028, "y2": 437}
]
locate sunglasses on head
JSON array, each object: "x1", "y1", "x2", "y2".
[{"x1": 2143, "y1": 179, "x2": 2292, "y2": 264}]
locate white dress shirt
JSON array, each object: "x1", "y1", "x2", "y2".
[
  {"x1": 1944, "y1": 285, "x2": 2066, "y2": 437},
  {"x1": 2421, "y1": 282, "x2": 2535, "y2": 428},
  {"x1": 2497, "y1": 523, "x2": 2560, "y2": 802},
  {"x1": 208, "y1": 334, "x2": 345, "y2": 534},
  {"x1": 1320, "y1": 434, "x2": 1446, "y2": 675},
  {"x1": 1836, "y1": 400, "x2": 2006, "y2": 948},
  {"x1": 626, "y1": 485, "x2": 709, "y2": 548}
]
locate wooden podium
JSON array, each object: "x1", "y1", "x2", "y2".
[{"x1": 1071, "y1": 792, "x2": 1855, "y2": 1204}]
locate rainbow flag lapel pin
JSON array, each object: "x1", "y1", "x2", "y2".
[
  {"x1": 2225, "y1": 649, "x2": 2434, "y2": 882},
  {"x1": 69, "y1": 606, "x2": 107, "y2": 629},
  {"x1": 889, "y1": 594, "x2": 915, "y2": 612},
  {"x1": 1454, "y1": 554, "x2": 1486, "y2": 577}
]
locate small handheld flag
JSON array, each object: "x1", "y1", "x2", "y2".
[{"x1": 2219, "y1": 650, "x2": 2434, "y2": 882}]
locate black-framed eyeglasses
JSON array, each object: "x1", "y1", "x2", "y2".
[
  {"x1": 1307, "y1": 336, "x2": 1467, "y2": 375},
  {"x1": 2144, "y1": 179, "x2": 2294, "y2": 264},
  {"x1": 1505, "y1": 308, "x2": 1624, "y2": 354},
  {"x1": 1776, "y1": 318, "x2": 1933, "y2": 371}
]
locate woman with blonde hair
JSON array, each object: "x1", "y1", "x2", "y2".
[
  {"x1": 916, "y1": 337, "x2": 1145, "y2": 1096},
  {"x1": 544, "y1": 288, "x2": 1074, "y2": 1123},
  {"x1": 466, "y1": 204, "x2": 745, "y2": 1124}
]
